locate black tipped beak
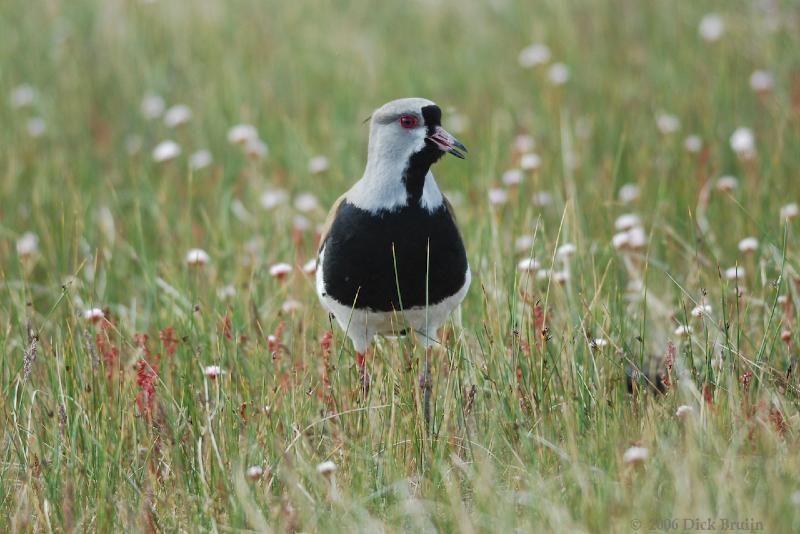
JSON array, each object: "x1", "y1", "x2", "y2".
[
  {"x1": 449, "y1": 138, "x2": 468, "y2": 159},
  {"x1": 428, "y1": 125, "x2": 468, "y2": 160}
]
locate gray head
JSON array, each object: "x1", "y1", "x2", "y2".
[{"x1": 351, "y1": 98, "x2": 467, "y2": 213}]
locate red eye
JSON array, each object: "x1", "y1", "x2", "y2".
[{"x1": 399, "y1": 115, "x2": 419, "y2": 129}]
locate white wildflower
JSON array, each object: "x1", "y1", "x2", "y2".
[
  {"x1": 749, "y1": 70, "x2": 774, "y2": 92},
  {"x1": 519, "y1": 153, "x2": 541, "y2": 171},
  {"x1": 260, "y1": 189, "x2": 288, "y2": 209},
  {"x1": 152, "y1": 140, "x2": 181, "y2": 163},
  {"x1": 16, "y1": 232, "x2": 39, "y2": 257},
  {"x1": 228, "y1": 124, "x2": 258, "y2": 145},
  {"x1": 488, "y1": 188, "x2": 509, "y2": 205},
  {"x1": 716, "y1": 176, "x2": 738, "y2": 192},
  {"x1": 185, "y1": 248, "x2": 210, "y2": 266},
  {"x1": 615, "y1": 214, "x2": 641, "y2": 231},
  {"x1": 269, "y1": 262, "x2": 292, "y2": 279},
  {"x1": 699, "y1": 13, "x2": 724, "y2": 42},
  {"x1": 26, "y1": 118, "x2": 46, "y2": 138},
  {"x1": 656, "y1": 113, "x2": 680, "y2": 134},
  {"x1": 294, "y1": 192, "x2": 319, "y2": 212},
  {"x1": 308, "y1": 155, "x2": 330, "y2": 174},
  {"x1": 163, "y1": 104, "x2": 192, "y2": 128},
  {"x1": 140, "y1": 94, "x2": 165, "y2": 119},
  {"x1": 518, "y1": 43, "x2": 551, "y2": 68},
  {"x1": 623, "y1": 446, "x2": 649, "y2": 464},
  {"x1": 618, "y1": 183, "x2": 640, "y2": 203},
  {"x1": 730, "y1": 127, "x2": 755, "y2": 158},
  {"x1": 675, "y1": 405, "x2": 694, "y2": 418},
  {"x1": 547, "y1": 63, "x2": 570, "y2": 85},
  {"x1": 737, "y1": 237, "x2": 759, "y2": 252},
  {"x1": 189, "y1": 149, "x2": 212, "y2": 170},
  {"x1": 684, "y1": 135, "x2": 703, "y2": 153},
  {"x1": 502, "y1": 169, "x2": 523, "y2": 186},
  {"x1": 10, "y1": 84, "x2": 36, "y2": 108},
  {"x1": 517, "y1": 258, "x2": 540, "y2": 272},
  {"x1": 780, "y1": 203, "x2": 799, "y2": 220}
]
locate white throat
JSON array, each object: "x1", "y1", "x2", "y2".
[{"x1": 347, "y1": 132, "x2": 443, "y2": 213}]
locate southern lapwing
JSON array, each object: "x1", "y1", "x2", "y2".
[{"x1": 316, "y1": 97, "x2": 470, "y2": 422}]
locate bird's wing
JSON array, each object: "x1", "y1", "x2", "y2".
[{"x1": 317, "y1": 193, "x2": 348, "y2": 254}]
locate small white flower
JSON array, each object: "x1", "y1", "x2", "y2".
[
  {"x1": 618, "y1": 183, "x2": 640, "y2": 203},
  {"x1": 519, "y1": 153, "x2": 541, "y2": 171},
  {"x1": 488, "y1": 188, "x2": 509, "y2": 206},
  {"x1": 227, "y1": 124, "x2": 258, "y2": 145},
  {"x1": 317, "y1": 460, "x2": 337, "y2": 476},
  {"x1": 691, "y1": 304, "x2": 712, "y2": 318},
  {"x1": 777, "y1": 294, "x2": 788, "y2": 305},
  {"x1": 260, "y1": 189, "x2": 288, "y2": 209},
  {"x1": 593, "y1": 338, "x2": 608, "y2": 348},
  {"x1": 518, "y1": 43, "x2": 551, "y2": 67},
  {"x1": 513, "y1": 134, "x2": 535, "y2": 153},
  {"x1": 626, "y1": 227, "x2": 647, "y2": 249},
  {"x1": 547, "y1": 63, "x2": 570, "y2": 85},
  {"x1": 556, "y1": 243, "x2": 577, "y2": 259},
  {"x1": 674, "y1": 324, "x2": 693, "y2": 336},
  {"x1": 716, "y1": 176, "x2": 738, "y2": 192},
  {"x1": 517, "y1": 258, "x2": 540, "y2": 272},
  {"x1": 140, "y1": 94, "x2": 165, "y2": 119},
  {"x1": 623, "y1": 446, "x2": 649, "y2": 464},
  {"x1": 217, "y1": 285, "x2": 236, "y2": 299},
  {"x1": 302, "y1": 258, "x2": 317, "y2": 275},
  {"x1": 684, "y1": 135, "x2": 703, "y2": 153},
  {"x1": 612, "y1": 231, "x2": 630, "y2": 250},
  {"x1": 308, "y1": 155, "x2": 330, "y2": 174},
  {"x1": 244, "y1": 137, "x2": 268, "y2": 160},
  {"x1": 502, "y1": 169, "x2": 523, "y2": 186},
  {"x1": 656, "y1": 113, "x2": 680, "y2": 134},
  {"x1": 26, "y1": 118, "x2": 46, "y2": 138},
  {"x1": 163, "y1": 104, "x2": 192, "y2": 128},
  {"x1": 152, "y1": 140, "x2": 181, "y2": 163},
  {"x1": 294, "y1": 192, "x2": 319, "y2": 212},
  {"x1": 532, "y1": 191, "x2": 553, "y2": 207},
  {"x1": 185, "y1": 248, "x2": 210, "y2": 266},
  {"x1": 10, "y1": 84, "x2": 36, "y2": 108},
  {"x1": 292, "y1": 214, "x2": 311, "y2": 232},
  {"x1": 737, "y1": 237, "x2": 759, "y2": 252},
  {"x1": 552, "y1": 270, "x2": 570, "y2": 285},
  {"x1": 203, "y1": 365, "x2": 223, "y2": 379},
  {"x1": 281, "y1": 299, "x2": 303, "y2": 313},
  {"x1": 269, "y1": 262, "x2": 292, "y2": 279},
  {"x1": 699, "y1": 13, "x2": 724, "y2": 42},
  {"x1": 515, "y1": 235, "x2": 534, "y2": 252},
  {"x1": 536, "y1": 269, "x2": 551, "y2": 281},
  {"x1": 83, "y1": 308, "x2": 105, "y2": 323},
  {"x1": 711, "y1": 356, "x2": 724, "y2": 371},
  {"x1": 724, "y1": 266, "x2": 744, "y2": 280},
  {"x1": 780, "y1": 203, "x2": 799, "y2": 220},
  {"x1": 675, "y1": 405, "x2": 694, "y2": 418},
  {"x1": 16, "y1": 232, "x2": 39, "y2": 257},
  {"x1": 189, "y1": 149, "x2": 212, "y2": 170},
  {"x1": 246, "y1": 465, "x2": 264, "y2": 480},
  {"x1": 615, "y1": 214, "x2": 641, "y2": 231},
  {"x1": 749, "y1": 70, "x2": 774, "y2": 92},
  {"x1": 730, "y1": 127, "x2": 755, "y2": 158}
]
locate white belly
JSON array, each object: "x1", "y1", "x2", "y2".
[{"x1": 316, "y1": 246, "x2": 470, "y2": 352}]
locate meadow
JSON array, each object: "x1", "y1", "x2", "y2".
[{"x1": 2, "y1": 0, "x2": 800, "y2": 531}]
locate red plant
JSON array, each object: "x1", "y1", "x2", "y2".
[
  {"x1": 159, "y1": 327, "x2": 178, "y2": 358},
  {"x1": 222, "y1": 314, "x2": 234, "y2": 341}
]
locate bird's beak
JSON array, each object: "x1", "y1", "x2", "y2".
[{"x1": 427, "y1": 125, "x2": 468, "y2": 159}]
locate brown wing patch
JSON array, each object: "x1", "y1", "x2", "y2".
[
  {"x1": 317, "y1": 193, "x2": 347, "y2": 254},
  {"x1": 442, "y1": 194, "x2": 462, "y2": 235}
]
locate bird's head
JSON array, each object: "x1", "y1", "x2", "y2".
[{"x1": 367, "y1": 97, "x2": 467, "y2": 165}]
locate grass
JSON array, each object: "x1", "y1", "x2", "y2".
[{"x1": 2, "y1": 0, "x2": 800, "y2": 531}]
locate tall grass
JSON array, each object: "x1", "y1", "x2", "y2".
[{"x1": 2, "y1": 0, "x2": 800, "y2": 531}]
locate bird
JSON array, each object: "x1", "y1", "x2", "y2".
[{"x1": 316, "y1": 97, "x2": 470, "y2": 421}]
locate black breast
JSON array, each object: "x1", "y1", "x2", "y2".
[{"x1": 321, "y1": 201, "x2": 468, "y2": 311}]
